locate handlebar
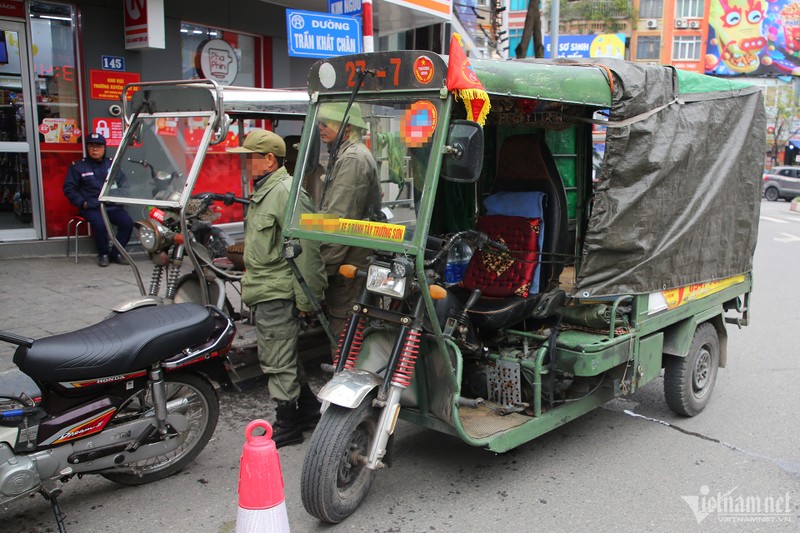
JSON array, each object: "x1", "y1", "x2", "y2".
[
  {"x1": 214, "y1": 192, "x2": 250, "y2": 206},
  {"x1": 424, "y1": 229, "x2": 507, "y2": 268},
  {"x1": 127, "y1": 158, "x2": 155, "y2": 179},
  {"x1": 192, "y1": 192, "x2": 250, "y2": 207}
]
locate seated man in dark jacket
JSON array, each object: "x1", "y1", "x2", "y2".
[{"x1": 63, "y1": 133, "x2": 133, "y2": 267}]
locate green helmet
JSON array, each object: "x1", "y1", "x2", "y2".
[{"x1": 318, "y1": 102, "x2": 367, "y2": 130}]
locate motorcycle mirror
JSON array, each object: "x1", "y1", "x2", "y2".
[
  {"x1": 210, "y1": 113, "x2": 231, "y2": 145},
  {"x1": 129, "y1": 120, "x2": 144, "y2": 145},
  {"x1": 442, "y1": 119, "x2": 484, "y2": 184}
]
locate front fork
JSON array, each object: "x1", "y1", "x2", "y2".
[
  {"x1": 365, "y1": 297, "x2": 425, "y2": 470},
  {"x1": 147, "y1": 244, "x2": 184, "y2": 299}
]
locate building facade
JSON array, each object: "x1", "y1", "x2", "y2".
[{"x1": 0, "y1": 0, "x2": 481, "y2": 250}]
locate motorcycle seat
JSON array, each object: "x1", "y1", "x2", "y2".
[
  {"x1": 459, "y1": 289, "x2": 543, "y2": 331},
  {"x1": 14, "y1": 304, "x2": 216, "y2": 382}
]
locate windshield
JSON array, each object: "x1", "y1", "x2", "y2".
[
  {"x1": 290, "y1": 96, "x2": 442, "y2": 247},
  {"x1": 100, "y1": 115, "x2": 212, "y2": 206}
]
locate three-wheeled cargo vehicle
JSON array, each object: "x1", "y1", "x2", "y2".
[{"x1": 282, "y1": 52, "x2": 765, "y2": 523}]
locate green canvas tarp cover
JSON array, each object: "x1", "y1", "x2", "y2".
[{"x1": 573, "y1": 58, "x2": 765, "y2": 298}]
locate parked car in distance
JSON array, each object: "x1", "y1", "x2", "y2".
[{"x1": 763, "y1": 166, "x2": 800, "y2": 201}]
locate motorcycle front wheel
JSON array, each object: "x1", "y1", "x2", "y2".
[
  {"x1": 301, "y1": 394, "x2": 379, "y2": 523},
  {"x1": 101, "y1": 373, "x2": 219, "y2": 485}
]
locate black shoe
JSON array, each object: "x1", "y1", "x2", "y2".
[
  {"x1": 298, "y1": 384, "x2": 322, "y2": 430},
  {"x1": 98, "y1": 255, "x2": 110, "y2": 267},
  {"x1": 273, "y1": 402, "x2": 304, "y2": 448},
  {"x1": 109, "y1": 255, "x2": 128, "y2": 265}
]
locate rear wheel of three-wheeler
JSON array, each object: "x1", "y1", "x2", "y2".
[
  {"x1": 764, "y1": 187, "x2": 780, "y2": 202},
  {"x1": 664, "y1": 323, "x2": 720, "y2": 417},
  {"x1": 301, "y1": 395, "x2": 379, "y2": 523}
]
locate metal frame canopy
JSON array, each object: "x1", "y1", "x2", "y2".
[
  {"x1": 122, "y1": 80, "x2": 310, "y2": 123},
  {"x1": 99, "y1": 80, "x2": 310, "y2": 210}
]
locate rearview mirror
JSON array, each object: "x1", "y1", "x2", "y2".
[
  {"x1": 210, "y1": 113, "x2": 231, "y2": 145},
  {"x1": 441, "y1": 120, "x2": 483, "y2": 183},
  {"x1": 129, "y1": 120, "x2": 144, "y2": 146}
]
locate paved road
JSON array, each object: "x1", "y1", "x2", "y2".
[{"x1": 1, "y1": 199, "x2": 799, "y2": 531}]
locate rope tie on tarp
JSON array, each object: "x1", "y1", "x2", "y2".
[{"x1": 568, "y1": 97, "x2": 684, "y2": 128}]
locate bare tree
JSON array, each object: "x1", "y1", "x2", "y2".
[{"x1": 515, "y1": 1, "x2": 544, "y2": 58}]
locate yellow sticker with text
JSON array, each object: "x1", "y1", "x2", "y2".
[
  {"x1": 300, "y1": 214, "x2": 406, "y2": 242},
  {"x1": 661, "y1": 275, "x2": 746, "y2": 310}
]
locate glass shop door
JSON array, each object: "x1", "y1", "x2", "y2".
[{"x1": 0, "y1": 20, "x2": 40, "y2": 240}]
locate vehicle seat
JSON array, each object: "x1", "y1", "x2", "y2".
[
  {"x1": 462, "y1": 135, "x2": 569, "y2": 331},
  {"x1": 490, "y1": 134, "x2": 569, "y2": 289}
]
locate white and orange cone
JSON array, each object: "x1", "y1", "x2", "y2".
[{"x1": 236, "y1": 419, "x2": 291, "y2": 533}]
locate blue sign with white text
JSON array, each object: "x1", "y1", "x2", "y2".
[
  {"x1": 287, "y1": 9, "x2": 362, "y2": 59},
  {"x1": 329, "y1": 0, "x2": 362, "y2": 16},
  {"x1": 543, "y1": 34, "x2": 626, "y2": 59},
  {"x1": 101, "y1": 55, "x2": 126, "y2": 71}
]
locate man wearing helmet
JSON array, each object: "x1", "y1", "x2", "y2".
[{"x1": 316, "y1": 102, "x2": 381, "y2": 337}]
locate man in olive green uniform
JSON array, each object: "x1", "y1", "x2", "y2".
[
  {"x1": 317, "y1": 102, "x2": 381, "y2": 337},
  {"x1": 228, "y1": 130, "x2": 327, "y2": 448}
]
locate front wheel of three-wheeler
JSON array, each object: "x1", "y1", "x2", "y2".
[
  {"x1": 664, "y1": 323, "x2": 720, "y2": 417},
  {"x1": 301, "y1": 395, "x2": 379, "y2": 523}
]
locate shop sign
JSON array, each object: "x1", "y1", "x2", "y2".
[
  {"x1": 329, "y1": 0, "x2": 362, "y2": 16},
  {"x1": 92, "y1": 117, "x2": 124, "y2": 147},
  {"x1": 286, "y1": 9, "x2": 362, "y2": 59},
  {"x1": 0, "y1": 0, "x2": 24, "y2": 19},
  {"x1": 89, "y1": 69, "x2": 140, "y2": 101},
  {"x1": 101, "y1": 55, "x2": 126, "y2": 72},
  {"x1": 124, "y1": 0, "x2": 165, "y2": 50},
  {"x1": 543, "y1": 34, "x2": 626, "y2": 59},
  {"x1": 197, "y1": 39, "x2": 239, "y2": 86}
]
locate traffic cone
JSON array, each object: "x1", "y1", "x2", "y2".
[{"x1": 236, "y1": 419, "x2": 291, "y2": 533}]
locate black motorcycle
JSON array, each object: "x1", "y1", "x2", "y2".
[{"x1": 0, "y1": 303, "x2": 234, "y2": 532}]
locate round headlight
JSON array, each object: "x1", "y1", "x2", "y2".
[{"x1": 136, "y1": 220, "x2": 164, "y2": 252}]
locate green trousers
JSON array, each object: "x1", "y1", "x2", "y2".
[
  {"x1": 324, "y1": 273, "x2": 360, "y2": 342},
  {"x1": 254, "y1": 299, "x2": 305, "y2": 404}
]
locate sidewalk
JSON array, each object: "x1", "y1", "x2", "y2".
[{"x1": 0, "y1": 255, "x2": 150, "y2": 373}]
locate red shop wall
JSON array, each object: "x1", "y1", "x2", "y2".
[
  {"x1": 45, "y1": 149, "x2": 247, "y2": 237},
  {"x1": 42, "y1": 147, "x2": 83, "y2": 237},
  {"x1": 192, "y1": 153, "x2": 245, "y2": 223}
]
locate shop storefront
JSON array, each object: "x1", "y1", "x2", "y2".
[{"x1": 0, "y1": 0, "x2": 314, "y2": 245}]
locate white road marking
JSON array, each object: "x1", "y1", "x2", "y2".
[
  {"x1": 760, "y1": 216, "x2": 789, "y2": 224},
  {"x1": 774, "y1": 232, "x2": 800, "y2": 242}
]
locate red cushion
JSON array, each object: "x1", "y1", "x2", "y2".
[{"x1": 462, "y1": 216, "x2": 540, "y2": 297}]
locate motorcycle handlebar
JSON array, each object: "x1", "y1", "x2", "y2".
[
  {"x1": 127, "y1": 158, "x2": 155, "y2": 179},
  {"x1": 424, "y1": 229, "x2": 507, "y2": 268},
  {"x1": 210, "y1": 192, "x2": 250, "y2": 206}
]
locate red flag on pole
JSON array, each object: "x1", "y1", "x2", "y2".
[{"x1": 446, "y1": 33, "x2": 491, "y2": 127}]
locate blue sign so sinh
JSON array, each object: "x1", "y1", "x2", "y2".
[
  {"x1": 287, "y1": 9, "x2": 362, "y2": 59},
  {"x1": 543, "y1": 34, "x2": 626, "y2": 59},
  {"x1": 329, "y1": 0, "x2": 362, "y2": 16},
  {"x1": 101, "y1": 55, "x2": 126, "y2": 71}
]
